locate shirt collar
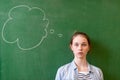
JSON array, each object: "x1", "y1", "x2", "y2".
[
  {"x1": 71, "y1": 60, "x2": 94, "y2": 73},
  {"x1": 71, "y1": 60, "x2": 77, "y2": 70},
  {"x1": 88, "y1": 63, "x2": 94, "y2": 73}
]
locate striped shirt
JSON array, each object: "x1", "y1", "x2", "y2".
[
  {"x1": 55, "y1": 60, "x2": 103, "y2": 80},
  {"x1": 78, "y1": 72, "x2": 92, "y2": 80}
]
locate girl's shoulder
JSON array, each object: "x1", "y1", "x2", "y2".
[
  {"x1": 58, "y1": 62, "x2": 72, "y2": 72},
  {"x1": 90, "y1": 64, "x2": 103, "y2": 73},
  {"x1": 90, "y1": 64, "x2": 104, "y2": 79}
]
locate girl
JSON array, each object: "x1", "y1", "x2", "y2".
[{"x1": 55, "y1": 31, "x2": 103, "y2": 80}]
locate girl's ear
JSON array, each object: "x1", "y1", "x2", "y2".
[
  {"x1": 69, "y1": 44, "x2": 72, "y2": 51},
  {"x1": 87, "y1": 45, "x2": 91, "y2": 53}
]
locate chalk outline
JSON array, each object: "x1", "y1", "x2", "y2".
[
  {"x1": 1, "y1": 5, "x2": 49, "y2": 50},
  {"x1": 50, "y1": 29, "x2": 54, "y2": 34},
  {"x1": 57, "y1": 34, "x2": 63, "y2": 37}
]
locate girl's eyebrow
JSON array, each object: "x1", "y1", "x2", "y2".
[
  {"x1": 82, "y1": 42, "x2": 87, "y2": 43},
  {"x1": 74, "y1": 42, "x2": 87, "y2": 44}
]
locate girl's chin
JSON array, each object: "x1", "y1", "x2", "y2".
[
  {"x1": 76, "y1": 54, "x2": 86, "y2": 59},
  {"x1": 76, "y1": 55, "x2": 84, "y2": 59}
]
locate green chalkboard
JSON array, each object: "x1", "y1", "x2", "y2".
[{"x1": 0, "y1": 0, "x2": 120, "y2": 80}]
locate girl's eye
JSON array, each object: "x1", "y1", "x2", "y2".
[
  {"x1": 73, "y1": 43, "x2": 88, "y2": 47},
  {"x1": 81, "y1": 43, "x2": 87, "y2": 46},
  {"x1": 74, "y1": 43, "x2": 79, "y2": 47}
]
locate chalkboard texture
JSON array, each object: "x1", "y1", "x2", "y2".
[{"x1": 0, "y1": 0, "x2": 120, "y2": 80}]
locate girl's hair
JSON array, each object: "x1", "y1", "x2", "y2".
[{"x1": 70, "y1": 31, "x2": 91, "y2": 48}]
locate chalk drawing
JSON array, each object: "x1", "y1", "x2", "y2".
[
  {"x1": 50, "y1": 29, "x2": 63, "y2": 37},
  {"x1": 50, "y1": 29, "x2": 54, "y2": 34},
  {"x1": 1, "y1": 5, "x2": 49, "y2": 50},
  {"x1": 57, "y1": 34, "x2": 63, "y2": 37}
]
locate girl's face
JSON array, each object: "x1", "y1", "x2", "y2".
[{"x1": 70, "y1": 35, "x2": 90, "y2": 59}]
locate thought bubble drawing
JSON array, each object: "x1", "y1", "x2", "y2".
[
  {"x1": 1, "y1": 5, "x2": 49, "y2": 50},
  {"x1": 50, "y1": 29, "x2": 63, "y2": 37},
  {"x1": 50, "y1": 29, "x2": 54, "y2": 34},
  {"x1": 57, "y1": 34, "x2": 63, "y2": 37}
]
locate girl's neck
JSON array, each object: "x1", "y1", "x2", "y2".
[{"x1": 74, "y1": 57, "x2": 88, "y2": 72}]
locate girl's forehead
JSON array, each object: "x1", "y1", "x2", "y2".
[
  {"x1": 73, "y1": 35, "x2": 87, "y2": 39},
  {"x1": 73, "y1": 35, "x2": 88, "y2": 42}
]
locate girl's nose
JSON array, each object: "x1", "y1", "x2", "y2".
[{"x1": 78, "y1": 45, "x2": 82, "y2": 50}]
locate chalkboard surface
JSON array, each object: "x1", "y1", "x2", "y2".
[{"x1": 0, "y1": 0, "x2": 120, "y2": 80}]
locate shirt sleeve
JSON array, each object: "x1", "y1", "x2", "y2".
[
  {"x1": 55, "y1": 69, "x2": 60, "y2": 80},
  {"x1": 99, "y1": 68, "x2": 104, "y2": 80},
  {"x1": 55, "y1": 67, "x2": 63, "y2": 80},
  {"x1": 91, "y1": 65, "x2": 104, "y2": 80}
]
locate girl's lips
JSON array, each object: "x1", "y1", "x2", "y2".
[{"x1": 78, "y1": 52, "x2": 83, "y2": 54}]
